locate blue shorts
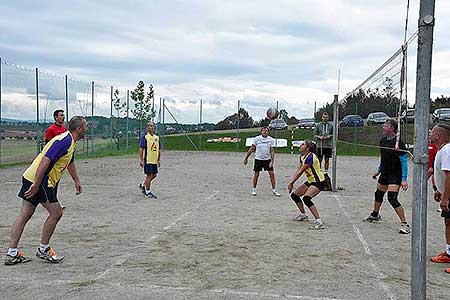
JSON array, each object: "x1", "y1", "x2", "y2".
[{"x1": 144, "y1": 164, "x2": 158, "y2": 175}]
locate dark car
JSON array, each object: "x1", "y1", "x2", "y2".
[
  {"x1": 432, "y1": 108, "x2": 450, "y2": 123},
  {"x1": 298, "y1": 118, "x2": 315, "y2": 129},
  {"x1": 367, "y1": 112, "x2": 389, "y2": 125},
  {"x1": 400, "y1": 109, "x2": 415, "y2": 124},
  {"x1": 340, "y1": 115, "x2": 364, "y2": 127},
  {"x1": 269, "y1": 118, "x2": 288, "y2": 130}
]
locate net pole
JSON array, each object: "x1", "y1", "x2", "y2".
[
  {"x1": 0, "y1": 57, "x2": 2, "y2": 164},
  {"x1": 126, "y1": 90, "x2": 129, "y2": 150},
  {"x1": 199, "y1": 99, "x2": 202, "y2": 150},
  {"x1": 412, "y1": 1, "x2": 436, "y2": 300},
  {"x1": 110, "y1": 86, "x2": 113, "y2": 148},
  {"x1": 162, "y1": 98, "x2": 165, "y2": 150},
  {"x1": 275, "y1": 100, "x2": 279, "y2": 147},
  {"x1": 65, "y1": 75, "x2": 68, "y2": 123},
  {"x1": 236, "y1": 100, "x2": 240, "y2": 150},
  {"x1": 332, "y1": 95, "x2": 338, "y2": 192},
  {"x1": 35, "y1": 68, "x2": 40, "y2": 154},
  {"x1": 91, "y1": 81, "x2": 94, "y2": 155}
]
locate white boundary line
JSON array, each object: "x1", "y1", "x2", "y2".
[
  {"x1": 334, "y1": 195, "x2": 397, "y2": 300},
  {"x1": 93, "y1": 190, "x2": 220, "y2": 282}
]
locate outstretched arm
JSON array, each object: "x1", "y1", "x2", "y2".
[
  {"x1": 288, "y1": 163, "x2": 309, "y2": 193},
  {"x1": 400, "y1": 154, "x2": 408, "y2": 190}
]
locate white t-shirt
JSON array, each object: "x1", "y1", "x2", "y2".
[
  {"x1": 434, "y1": 143, "x2": 450, "y2": 193},
  {"x1": 253, "y1": 135, "x2": 274, "y2": 160}
]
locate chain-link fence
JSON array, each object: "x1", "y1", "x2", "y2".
[{"x1": 0, "y1": 58, "x2": 149, "y2": 165}]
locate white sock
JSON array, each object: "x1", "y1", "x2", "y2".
[
  {"x1": 40, "y1": 244, "x2": 49, "y2": 252},
  {"x1": 324, "y1": 169, "x2": 329, "y2": 174},
  {"x1": 145, "y1": 189, "x2": 151, "y2": 194},
  {"x1": 446, "y1": 244, "x2": 450, "y2": 256},
  {"x1": 7, "y1": 248, "x2": 18, "y2": 256},
  {"x1": 252, "y1": 188, "x2": 257, "y2": 192},
  {"x1": 315, "y1": 218, "x2": 322, "y2": 224},
  {"x1": 272, "y1": 188, "x2": 277, "y2": 193}
]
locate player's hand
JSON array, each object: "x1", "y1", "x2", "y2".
[
  {"x1": 427, "y1": 167, "x2": 434, "y2": 178},
  {"x1": 140, "y1": 159, "x2": 144, "y2": 168},
  {"x1": 401, "y1": 181, "x2": 408, "y2": 191},
  {"x1": 243, "y1": 158, "x2": 248, "y2": 165},
  {"x1": 75, "y1": 181, "x2": 82, "y2": 195},
  {"x1": 441, "y1": 197, "x2": 449, "y2": 212},
  {"x1": 24, "y1": 183, "x2": 39, "y2": 199},
  {"x1": 434, "y1": 191, "x2": 442, "y2": 202},
  {"x1": 288, "y1": 182, "x2": 293, "y2": 194},
  {"x1": 372, "y1": 172, "x2": 380, "y2": 179},
  {"x1": 269, "y1": 162, "x2": 274, "y2": 169}
]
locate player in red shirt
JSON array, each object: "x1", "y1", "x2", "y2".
[
  {"x1": 45, "y1": 110, "x2": 67, "y2": 143},
  {"x1": 45, "y1": 110, "x2": 67, "y2": 209}
]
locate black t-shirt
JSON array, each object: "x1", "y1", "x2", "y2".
[{"x1": 379, "y1": 136, "x2": 406, "y2": 176}]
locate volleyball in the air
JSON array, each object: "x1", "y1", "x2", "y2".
[{"x1": 266, "y1": 107, "x2": 279, "y2": 120}]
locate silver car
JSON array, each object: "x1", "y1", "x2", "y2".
[
  {"x1": 433, "y1": 108, "x2": 450, "y2": 122},
  {"x1": 367, "y1": 112, "x2": 389, "y2": 125},
  {"x1": 269, "y1": 118, "x2": 288, "y2": 130}
]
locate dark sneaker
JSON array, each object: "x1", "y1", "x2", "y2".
[
  {"x1": 139, "y1": 183, "x2": 146, "y2": 195},
  {"x1": 145, "y1": 191, "x2": 157, "y2": 199},
  {"x1": 4, "y1": 251, "x2": 31, "y2": 266},
  {"x1": 363, "y1": 214, "x2": 382, "y2": 222},
  {"x1": 399, "y1": 223, "x2": 411, "y2": 234},
  {"x1": 36, "y1": 247, "x2": 64, "y2": 263}
]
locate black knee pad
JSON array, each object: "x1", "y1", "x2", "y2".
[
  {"x1": 375, "y1": 189, "x2": 385, "y2": 203},
  {"x1": 290, "y1": 193, "x2": 302, "y2": 204},
  {"x1": 387, "y1": 191, "x2": 401, "y2": 209},
  {"x1": 302, "y1": 195, "x2": 314, "y2": 208}
]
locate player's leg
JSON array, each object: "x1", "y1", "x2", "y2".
[
  {"x1": 364, "y1": 182, "x2": 387, "y2": 222},
  {"x1": 37, "y1": 201, "x2": 64, "y2": 263},
  {"x1": 268, "y1": 169, "x2": 280, "y2": 197},
  {"x1": 291, "y1": 184, "x2": 308, "y2": 220},
  {"x1": 386, "y1": 184, "x2": 410, "y2": 234},
  {"x1": 303, "y1": 185, "x2": 323, "y2": 229}
]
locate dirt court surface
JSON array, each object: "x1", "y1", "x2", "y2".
[{"x1": 0, "y1": 151, "x2": 449, "y2": 300}]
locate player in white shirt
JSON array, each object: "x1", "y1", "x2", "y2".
[
  {"x1": 430, "y1": 123, "x2": 450, "y2": 274},
  {"x1": 243, "y1": 127, "x2": 281, "y2": 197}
]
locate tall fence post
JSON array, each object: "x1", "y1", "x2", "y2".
[
  {"x1": 412, "y1": 1, "x2": 436, "y2": 299},
  {"x1": 110, "y1": 86, "x2": 113, "y2": 148},
  {"x1": 199, "y1": 99, "x2": 203, "y2": 150},
  {"x1": 162, "y1": 98, "x2": 165, "y2": 150},
  {"x1": 236, "y1": 100, "x2": 240, "y2": 150},
  {"x1": 91, "y1": 81, "x2": 94, "y2": 155},
  {"x1": 126, "y1": 90, "x2": 129, "y2": 150},
  {"x1": 65, "y1": 75, "x2": 68, "y2": 122},
  {"x1": 332, "y1": 94, "x2": 338, "y2": 192},
  {"x1": 35, "y1": 68, "x2": 40, "y2": 154}
]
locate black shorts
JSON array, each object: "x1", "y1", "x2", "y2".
[
  {"x1": 441, "y1": 201, "x2": 450, "y2": 219},
  {"x1": 304, "y1": 181, "x2": 325, "y2": 191},
  {"x1": 317, "y1": 148, "x2": 332, "y2": 160},
  {"x1": 144, "y1": 163, "x2": 158, "y2": 175},
  {"x1": 378, "y1": 173, "x2": 402, "y2": 186},
  {"x1": 18, "y1": 177, "x2": 58, "y2": 206},
  {"x1": 253, "y1": 159, "x2": 273, "y2": 172}
]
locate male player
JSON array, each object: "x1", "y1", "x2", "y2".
[
  {"x1": 429, "y1": 123, "x2": 450, "y2": 273},
  {"x1": 4, "y1": 116, "x2": 86, "y2": 265},
  {"x1": 243, "y1": 126, "x2": 281, "y2": 197},
  {"x1": 314, "y1": 112, "x2": 333, "y2": 173},
  {"x1": 364, "y1": 118, "x2": 410, "y2": 234},
  {"x1": 139, "y1": 121, "x2": 160, "y2": 199}
]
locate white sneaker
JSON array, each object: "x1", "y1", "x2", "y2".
[
  {"x1": 399, "y1": 223, "x2": 410, "y2": 234},
  {"x1": 292, "y1": 214, "x2": 308, "y2": 221},
  {"x1": 272, "y1": 191, "x2": 281, "y2": 197},
  {"x1": 251, "y1": 190, "x2": 257, "y2": 196},
  {"x1": 309, "y1": 221, "x2": 324, "y2": 230},
  {"x1": 437, "y1": 208, "x2": 443, "y2": 213}
]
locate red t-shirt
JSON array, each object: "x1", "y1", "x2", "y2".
[
  {"x1": 45, "y1": 123, "x2": 67, "y2": 142},
  {"x1": 428, "y1": 143, "x2": 438, "y2": 169}
]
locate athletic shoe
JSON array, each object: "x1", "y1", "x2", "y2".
[
  {"x1": 363, "y1": 214, "x2": 382, "y2": 222},
  {"x1": 437, "y1": 208, "x2": 443, "y2": 213},
  {"x1": 309, "y1": 221, "x2": 324, "y2": 230},
  {"x1": 4, "y1": 251, "x2": 31, "y2": 266},
  {"x1": 399, "y1": 223, "x2": 411, "y2": 234},
  {"x1": 272, "y1": 191, "x2": 281, "y2": 197},
  {"x1": 292, "y1": 214, "x2": 308, "y2": 221},
  {"x1": 431, "y1": 252, "x2": 450, "y2": 263},
  {"x1": 145, "y1": 191, "x2": 157, "y2": 199},
  {"x1": 139, "y1": 183, "x2": 146, "y2": 195},
  {"x1": 36, "y1": 247, "x2": 64, "y2": 263},
  {"x1": 60, "y1": 203, "x2": 66, "y2": 210},
  {"x1": 445, "y1": 267, "x2": 450, "y2": 274},
  {"x1": 251, "y1": 191, "x2": 257, "y2": 196}
]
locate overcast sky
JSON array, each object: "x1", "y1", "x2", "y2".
[{"x1": 1, "y1": 0, "x2": 449, "y2": 123}]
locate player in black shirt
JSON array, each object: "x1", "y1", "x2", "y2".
[{"x1": 364, "y1": 118, "x2": 410, "y2": 234}]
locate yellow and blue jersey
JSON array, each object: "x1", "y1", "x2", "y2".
[
  {"x1": 140, "y1": 133, "x2": 159, "y2": 164},
  {"x1": 23, "y1": 131, "x2": 76, "y2": 187},
  {"x1": 300, "y1": 152, "x2": 325, "y2": 183}
]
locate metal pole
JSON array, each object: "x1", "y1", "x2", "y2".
[
  {"x1": 126, "y1": 90, "x2": 129, "y2": 150},
  {"x1": 236, "y1": 100, "x2": 240, "y2": 150},
  {"x1": 36, "y1": 68, "x2": 40, "y2": 154},
  {"x1": 162, "y1": 98, "x2": 165, "y2": 150},
  {"x1": 332, "y1": 95, "x2": 338, "y2": 192},
  {"x1": 65, "y1": 75, "x2": 68, "y2": 122},
  {"x1": 0, "y1": 57, "x2": 2, "y2": 164},
  {"x1": 412, "y1": 1, "x2": 435, "y2": 299},
  {"x1": 91, "y1": 81, "x2": 94, "y2": 155},
  {"x1": 110, "y1": 86, "x2": 113, "y2": 148},
  {"x1": 199, "y1": 99, "x2": 202, "y2": 150},
  {"x1": 152, "y1": 96, "x2": 155, "y2": 123},
  {"x1": 275, "y1": 100, "x2": 279, "y2": 147},
  {"x1": 158, "y1": 97, "x2": 162, "y2": 136},
  {"x1": 314, "y1": 101, "x2": 317, "y2": 119}
]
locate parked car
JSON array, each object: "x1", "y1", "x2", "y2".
[
  {"x1": 298, "y1": 118, "x2": 315, "y2": 129},
  {"x1": 367, "y1": 112, "x2": 389, "y2": 125},
  {"x1": 339, "y1": 115, "x2": 364, "y2": 127},
  {"x1": 400, "y1": 109, "x2": 415, "y2": 124},
  {"x1": 432, "y1": 108, "x2": 450, "y2": 122},
  {"x1": 269, "y1": 118, "x2": 288, "y2": 130}
]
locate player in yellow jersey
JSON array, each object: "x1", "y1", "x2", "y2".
[
  {"x1": 139, "y1": 121, "x2": 160, "y2": 199},
  {"x1": 4, "y1": 117, "x2": 87, "y2": 265},
  {"x1": 288, "y1": 140, "x2": 326, "y2": 230}
]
